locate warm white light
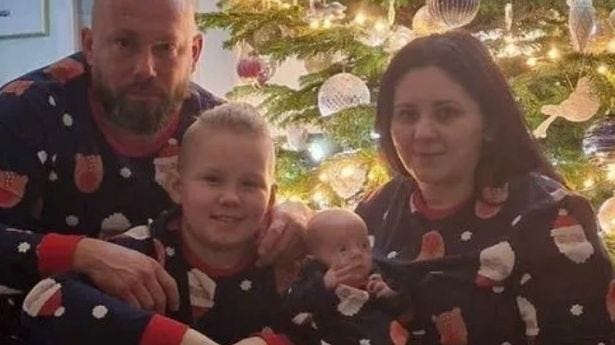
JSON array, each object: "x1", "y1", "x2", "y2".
[
  {"x1": 527, "y1": 57, "x2": 538, "y2": 67},
  {"x1": 548, "y1": 46, "x2": 560, "y2": 60},
  {"x1": 374, "y1": 19, "x2": 388, "y2": 32},
  {"x1": 597, "y1": 64, "x2": 608, "y2": 75},
  {"x1": 309, "y1": 20, "x2": 320, "y2": 29},
  {"x1": 354, "y1": 12, "x2": 367, "y2": 26},
  {"x1": 341, "y1": 165, "x2": 357, "y2": 178},
  {"x1": 583, "y1": 178, "x2": 595, "y2": 188},
  {"x1": 323, "y1": 18, "x2": 332, "y2": 29}
]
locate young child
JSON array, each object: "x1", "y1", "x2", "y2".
[
  {"x1": 21, "y1": 103, "x2": 301, "y2": 345},
  {"x1": 284, "y1": 208, "x2": 412, "y2": 345}
]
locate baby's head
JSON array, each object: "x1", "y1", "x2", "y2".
[
  {"x1": 305, "y1": 209, "x2": 372, "y2": 283},
  {"x1": 168, "y1": 102, "x2": 276, "y2": 251}
]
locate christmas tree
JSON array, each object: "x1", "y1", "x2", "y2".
[{"x1": 200, "y1": 0, "x2": 615, "y2": 257}]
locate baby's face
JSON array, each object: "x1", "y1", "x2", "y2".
[{"x1": 312, "y1": 217, "x2": 373, "y2": 285}]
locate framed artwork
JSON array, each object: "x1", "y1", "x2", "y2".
[{"x1": 0, "y1": 0, "x2": 49, "y2": 39}]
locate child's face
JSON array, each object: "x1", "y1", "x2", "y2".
[
  {"x1": 170, "y1": 126, "x2": 275, "y2": 251},
  {"x1": 312, "y1": 217, "x2": 373, "y2": 284}
]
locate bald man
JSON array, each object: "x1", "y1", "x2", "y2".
[{"x1": 0, "y1": 1, "x2": 309, "y2": 343}]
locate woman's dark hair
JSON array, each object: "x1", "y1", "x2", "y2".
[{"x1": 376, "y1": 30, "x2": 560, "y2": 190}]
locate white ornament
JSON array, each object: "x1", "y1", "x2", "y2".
[
  {"x1": 385, "y1": 26, "x2": 416, "y2": 53},
  {"x1": 568, "y1": 0, "x2": 596, "y2": 53},
  {"x1": 318, "y1": 73, "x2": 370, "y2": 117},
  {"x1": 599, "y1": 195, "x2": 615, "y2": 233},
  {"x1": 92, "y1": 305, "x2": 108, "y2": 319},
  {"x1": 533, "y1": 77, "x2": 599, "y2": 139},
  {"x1": 327, "y1": 160, "x2": 368, "y2": 199},
  {"x1": 286, "y1": 125, "x2": 309, "y2": 151},
  {"x1": 427, "y1": 0, "x2": 481, "y2": 29},
  {"x1": 412, "y1": 6, "x2": 446, "y2": 36}
]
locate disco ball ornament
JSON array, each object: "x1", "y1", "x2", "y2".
[
  {"x1": 427, "y1": 0, "x2": 480, "y2": 29},
  {"x1": 568, "y1": 0, "x2": 597, "y2": 53},
  {"x1": 412, "y1": 6, "x2": 447, "y2": 36},
  {"x1": 318, "y1": 73, "x2": 370, "y2": 117},
  {"x1": 582, "y1": 116, "x2": 615, "y2": 166},
  {"x1": 598, "y1": 194, "x2": 615, "y2": 233}
]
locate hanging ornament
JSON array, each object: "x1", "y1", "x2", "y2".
[
  {"x1": 505, "y1": 3, "x2": 513, "y2": 32},
  {"x1": 385, "y1": 25, "x2": 417, "y2": 53},
  {"x1": 236, "y1": 55, "x2": 274, "y2": 85},
  {"x1": 304, "y1": 0, "x2": 346, "y2": 28},
  {"x1": 304, "y1": 53, "x2": 334, "y2": 73},
  {"x1": 357, "y1": 18, "x2": 392, "y2": 47},
  {"x1": 412, "y1": 6, "x2": 447, "y2": 36},
  {"x1": 568, "y1": 0, "x2": 596, "y2": 53},
  {"x1": 582, "y1": 116, "x2": 615, "y2": 166},
  {"x1": 426, "y1": 0, "x2": 480, "y2": 29},
  {"x1": 610, "y1": 9, "x2": 615, "y2": 29},
  {"x1": 533, "y1": 77, "x2": 600, "y2": 139},
  {"x1": 318, "y1": 73, "x2": 371, "y2": 117},
  {"x1": 252, "y1": 23, "x2": 286, "y2": 51},
  {"x1": 285, "y1": 125, "x2": 309, "y2": 151},
  {"x1": 321, "y1": 154, "x2": 368, "y2": 199},
  {"x1": 598, "y1": 194, "x2": 615, "y2": 233}
]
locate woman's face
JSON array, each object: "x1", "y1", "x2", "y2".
[{"x1": 390, "y1": 66, "x2": 484, "y2": 187}]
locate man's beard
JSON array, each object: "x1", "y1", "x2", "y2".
[{"x1": 92, "y1": 70, "x2": 189, "y2": 136}]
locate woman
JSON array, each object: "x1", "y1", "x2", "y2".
[{"x1": 355, "y1": 31, "x2": 614, "y2": 344}]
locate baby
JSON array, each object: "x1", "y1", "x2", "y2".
[{"x1": 285, "y1": 208, "x2": 411, "y2": 345}]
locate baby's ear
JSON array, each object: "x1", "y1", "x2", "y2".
[{"x1": 166, "y1": 168, "x2": 183, "y2": 205}]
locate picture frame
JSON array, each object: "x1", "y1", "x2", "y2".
[{"x1": 0, "y1": 0, "x2": 49, "y2": 39}]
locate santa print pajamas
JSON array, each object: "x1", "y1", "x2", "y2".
[
  {"x1": 356, "y1": 173, "x2": 615, "y2": 345},
  {"x1": 21, "y1": 208, "x2": 300, "y2": 345},
  {"x1": 0, "y1": 53, "x2": 221, "y2": 343}
]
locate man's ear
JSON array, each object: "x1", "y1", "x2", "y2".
[
  {"x1": 190, "y1": 33, "x2": 204, "y2": 73},
  {"x1": 167, "y1": 168, "x2": 183, "y2": 205}
]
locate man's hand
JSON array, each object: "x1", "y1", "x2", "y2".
[
  {"x1": 256, "y1": 201, "x2": 313, "y2": 267},
  {"x1": 72, "y1": 238, "x2": 179, "y2": 313}
]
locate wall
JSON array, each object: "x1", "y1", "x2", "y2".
[{"x1": 0, "y1": 0, "x2": 78, "y2": 85}]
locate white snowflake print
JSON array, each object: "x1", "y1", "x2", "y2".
[
  {"x1": 66, "y1": 215, "x2": 79, "y2": 227},
  {"x1": 240, "y1": 280, "x2": 252, "y2": 291},
  {"x1": 386, "y1": 251, "x2": 398, "y2": 259},
  {"x1": 54, "y1": 307, "x2": 65, "y2": 317},
  {"x1": 570, "y1": 304, "x2": 584, "y2": 316},
  {"x1": 48, "y1": 95, "x2": 56, "y2": 106},
  {"x1": 49, "y1": 171, "x2": 58, "y2": 182},
  {"x1": 62, "y1": 113, "x2": 73, "y2": 127},
  {"x1": 37, "y1": 151, "x2": 48, "y2": 164},
  {"x1": 520, "y1": 273, "x2": 531, "y2": 285},
  {"x1": 101, "y1": 213, "x2": 131, "y2": 235},
  {"x1": 165, "y1": 246, "x2": 175, "y2": 257},
  {"x1": 92, "y1": 305, "x2": 108, "y2": 319},
  {"x1": 359, "y1": 339, "x2": 371, "y2": 345},
  {"x1": 460, "y1": 231, "x2": 473, "y2": 242},
  {"x1": 511, "y1": 215, "x2": 522, "y2": 227},
  {"x1": 17, "y1": 242, "x2": 31, "y2": 253},
  {"x1": 119, "y1": 167, "x2": 132, "y2": 179},
  {"x1": 492, "y1": 286, "x2": 505, "y2": 294},
  {"x1": 412, "y1": 330, "x2": 426, "y2": 336}
]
